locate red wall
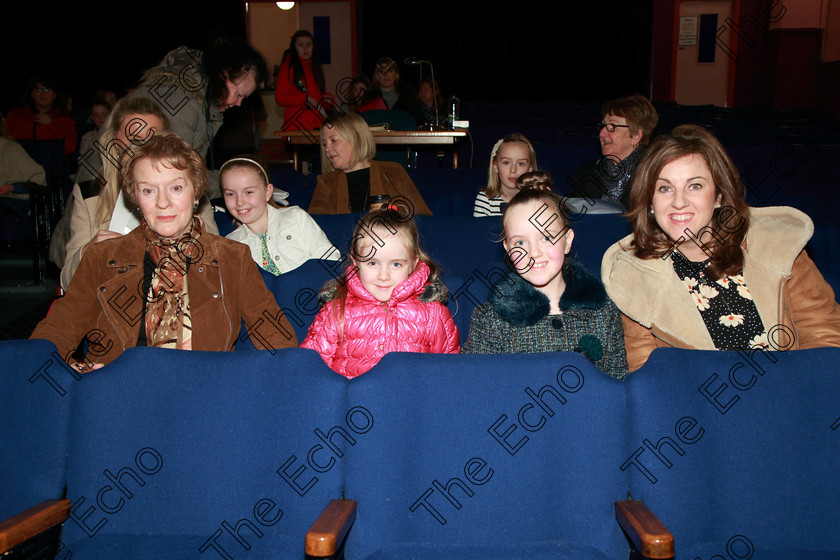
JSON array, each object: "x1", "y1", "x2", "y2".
[{"x1": 651, "y1": 0, "x2": 678, "y2": 102}]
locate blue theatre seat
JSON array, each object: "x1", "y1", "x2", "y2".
[
  {"x1": 8, "y1": 341, "x2": 839, "y2": 559},
  {"x1": 59, "y1": 347, "x2": 347, "y2": 560},
  {"x1": 534, "y1": 143, "x2": 601, "y2": 187},
  {"x1": 311, "y1": 351, "x2": 635, "y2": 559},
  {"x1": 408, "y1": 167, "x2": 488, "y2": 217},
  {"x1": 625, "y1": 347, "x2": 840, "y2": 559},
  {"x1": 0, "y1": 339, "x2": 74, "y2": 555},
  {"x1": 269, "y1": 167, "x2": 310, "y2": 209}
]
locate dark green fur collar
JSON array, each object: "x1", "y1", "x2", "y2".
[{"x1": 489, "y1": 261, "x2": 608, "y2": 327}]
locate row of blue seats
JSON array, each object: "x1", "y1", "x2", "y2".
[{"x1": 4, "y1": 338, "x2": 839, "y2": 559}]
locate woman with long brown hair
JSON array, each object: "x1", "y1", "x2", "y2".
[{"x1": 602, "y1": 124, "x2": 840, "y2": 371}]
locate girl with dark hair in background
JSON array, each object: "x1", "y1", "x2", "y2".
[
  {"x1": 417, "y1": 77, "x2": 443, "y2": 127},
  {"x1": 275, "y1": 29, "x2": 332, "y2": 131}
]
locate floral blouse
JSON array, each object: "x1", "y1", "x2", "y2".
[{"x1": 671, "y1": 253, "x2": 768, "y2": 350}]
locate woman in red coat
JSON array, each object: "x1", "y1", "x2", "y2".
[
  {"x1": 275, "y1": 30, "x2": 332, "y2": 130},
  {"x1": 5, "y1": 75, "x2": 77, "y2": 156}
]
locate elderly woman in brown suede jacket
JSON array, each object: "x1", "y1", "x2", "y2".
[
  {"x1": 308, "y1": 112, "x2": 432, "y2": 215},
  {"x1": 32, "y1": 134, "x2": 297, "y2": 371},
  {"x1": 602, "y1": 125, "x2": 840, "y2": 372}
]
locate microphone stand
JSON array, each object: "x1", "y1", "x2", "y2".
[
  {"x1": 405, "y1": 58, "x2": 440, "y2": 130},
  {"x1": 429, "y1": 62, "x2": 439, "y2": 130}
]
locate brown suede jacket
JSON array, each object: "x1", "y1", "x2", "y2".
[
  {"x1": 602, "y1": 206, "x2": 840, "y2": 372},
  {"x1": 32, "y1": 224, "x2": 297, "y2": 367},
  {"x1": 309, "y1": 160, "x2": 432, "y2": 215}
]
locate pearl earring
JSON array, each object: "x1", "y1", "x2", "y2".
[{"x1": 649, "y1": 207, "x2": 655, "y2": 215}]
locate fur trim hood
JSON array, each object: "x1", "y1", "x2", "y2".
[
  {"x1": 318, "y1": 261, "x2": 449, "y2": 305},
  {"x1": 489, "y1": 261, "x2": 608, "y2": 327}
]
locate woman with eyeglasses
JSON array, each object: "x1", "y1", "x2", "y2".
[
  {"x1": 5, "y1": 75, "x2": 78, "y2": 156},
  {"x1": 568, "y1": 94, "x2": 658, "y2": 210}
]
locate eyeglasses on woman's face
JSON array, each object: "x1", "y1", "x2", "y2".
[{"x1": 597, "y1": 122, "x2": 630, "y2": 133}]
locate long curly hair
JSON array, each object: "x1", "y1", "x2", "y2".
[
  {"x1": 204, "y1": 39, "x2": 268, "y2": 106},
  {"x1": 625, "y1": 124, "x2": 750, "y2": 280}
]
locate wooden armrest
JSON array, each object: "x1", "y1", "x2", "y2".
[
  {"x1": 305, "y1": 499, "x2": 357, "y2": 557},
  {"x1": 0, "y1": 499, "x2": 71, "y2": 553},
  {"x1": 615, "y1": 500, "x2": 674, "y2": 559}
]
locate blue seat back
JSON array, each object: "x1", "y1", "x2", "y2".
[
  {"x1": 62, "y1": 347, "x2": 347, "y2": 559},
  {"x1": 269, "y1": 168, "x2": 310, "y2": 209},
  {"x1": 19, "y1": 138, "x2": 65, "y2": 185},
  {"x1": 252, "y1": 259, "x2": 338, "y2": 344},
  {"x1": 0, "y1": 339, "x2": 74, "y2": 518},
  {"x1": 343, "y1": 352, "x2": 631, "y2": 559},
  {"x1": 626, "y1": 347, "x2": 840, "y2": 558},
  {"x1": 534, "y1": 143, "x2": 601, "y2": 186},
  {"x1": 408, "y1": 167, "x2": 488, "y2": 217}
]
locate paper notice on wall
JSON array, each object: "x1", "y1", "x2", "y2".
[
  {"x1": 679, "y1": 16, "x2": 698, "y2": 47},
  {"x1": 109, "y1": 190, "x2": 142, "y2": 234}
]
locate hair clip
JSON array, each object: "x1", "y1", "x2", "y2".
[{"x1": 490, "y1": 138, "x2": 505, "y2": 159}]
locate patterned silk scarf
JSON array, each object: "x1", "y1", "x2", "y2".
[{"x1": 141, "y1": 218, "x2": 203, "y2": 350}]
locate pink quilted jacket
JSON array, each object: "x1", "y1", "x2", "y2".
[{"x1": 301, "y1": 262, "x2": 460, "y2": 378}]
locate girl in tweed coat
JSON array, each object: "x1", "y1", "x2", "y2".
[{"x1": 461, "y1": 189, "x2": 628, "y2": 378}]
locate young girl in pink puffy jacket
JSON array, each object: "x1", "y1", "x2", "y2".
[{"x1": 301, "y1": 207, "x2": 459, "y2": 377}]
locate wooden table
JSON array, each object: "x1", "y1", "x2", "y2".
[{"x1": 275, "y1": 129, "x2": 469, "y2": 170}]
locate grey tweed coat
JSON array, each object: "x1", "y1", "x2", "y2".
[{"x1": 461, "y1": 262, "x2": 628, "y2": 378}]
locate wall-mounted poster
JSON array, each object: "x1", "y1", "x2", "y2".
[{"x1": 679, "y1": 16, "x2": 698, "y2": 47}]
